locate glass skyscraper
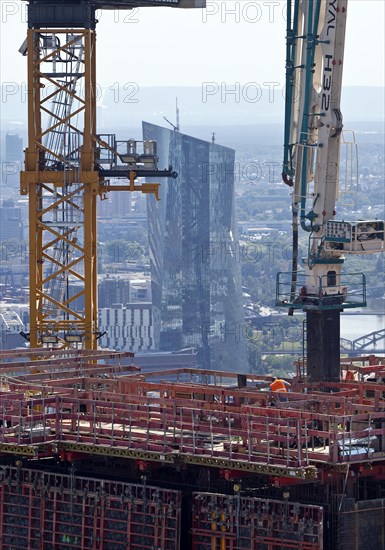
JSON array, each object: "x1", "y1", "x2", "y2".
[{"x1": 144, "y1": 122, "x2": 247, "y2": 372}]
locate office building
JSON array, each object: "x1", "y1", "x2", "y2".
[{"x1": 144, "y1": 122, "x2": 247, "y2": 372}]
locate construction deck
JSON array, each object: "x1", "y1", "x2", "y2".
[
  {"x1": 0, "y1": 350, "x2": 384, "y2": 476},
  {"x1": 0, "y1": 349, "x2": 384, "y2": 550}
]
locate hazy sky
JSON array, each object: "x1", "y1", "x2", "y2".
[{"x1": 0, "y1": 0, "x2": 384, "y2": 89}]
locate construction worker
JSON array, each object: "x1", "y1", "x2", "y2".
[
  {"x1": 344, "y1": 369, "x2": 355, "y2": 381},
  {"x1": 269, "y1": 377, "x2": 291, "y2": 393}
]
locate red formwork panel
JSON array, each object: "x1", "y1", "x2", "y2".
[
  {"x1": 0, "y1": 467, "x2": 181, "y2": 550},
  {"x1": 191, "y1": 492, "x2": 323, "y2": 550}
]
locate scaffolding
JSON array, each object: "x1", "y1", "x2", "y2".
[
  {"x1": 0, "y1": 350, "x2": 384, "y2": 549},
  {"x1": 0, "y1": 351, "x2": 384, "y2": 475}
]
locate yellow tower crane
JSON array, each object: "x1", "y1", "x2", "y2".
[{"x1": 20, "y1": 0, "x2": 205, "y2": 350}]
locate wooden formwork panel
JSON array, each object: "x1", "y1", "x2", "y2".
[
  {"x1": 0, "y1": 467, "x2": 181, "y2": 550},
  {"x1": 191, "y1": 492, "x2": 323, "y2": 550}
]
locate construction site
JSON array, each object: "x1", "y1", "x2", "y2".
[
  {"x1": 1, "y1": 0, "x2": 384, "y2": 548},
  {"x1": 0, "y1": 349, "x2": 384, "y2": 549}
]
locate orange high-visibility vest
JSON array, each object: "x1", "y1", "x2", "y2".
[{"x1": 270, "y1": 379, "x2": 287, "y2": 392}]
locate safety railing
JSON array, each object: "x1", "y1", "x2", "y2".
[
  {"x1": 276, "y1": 271, "x2": 366, "y2": 310},
  {"x1": 0, "y1": 391, "x2": 384, "y2": 470}
]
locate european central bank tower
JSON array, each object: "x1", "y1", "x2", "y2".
[{"x1": 144, "y1": 122, "x2": 247, "y2": 372}]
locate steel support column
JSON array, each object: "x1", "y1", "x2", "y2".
[{"x1": 306, "y1": 309, "x2": 341, "y2": 382}]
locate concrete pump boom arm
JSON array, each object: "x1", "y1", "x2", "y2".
[{"x1": 283, "y1": 0, "x2": 347, "y2": 237}]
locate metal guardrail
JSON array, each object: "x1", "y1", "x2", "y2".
[
  {"x1": 0, "y1": 386, "x2": 384, "y2": 473},
  {"x1": 276, "y1": 271, "x2": 367, "y2": 310}
]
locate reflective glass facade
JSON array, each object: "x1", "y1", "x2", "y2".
[{"x1": 144, "y1": 122, "x2": 247, "y2": 372}]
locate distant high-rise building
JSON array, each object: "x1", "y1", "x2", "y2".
[
  {"x1": 98, "y1": 303, "x2": 158, "y2": 352},
  {"x1": 5, "y1": 133, "x2": 23, "y2": 163},
  {"x1": 97, "y1": 273, "x2": 151, "y2": 308},
  {"x1": 0, "y1": 199, "x2": 24, "y2": 241},
  {"x1": 144, "y1": 122, "x2": 247, "y2": 372},
  {"x1": 98, "y1": 275, "x2": 131, "y2": 309},
  {"x1": 3, "y1": 133, "x2": 23, "y2": 189}
]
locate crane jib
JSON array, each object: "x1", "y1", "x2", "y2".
[{"x1": 27, "y1": 0, "x2": 206, "y2": 29}]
